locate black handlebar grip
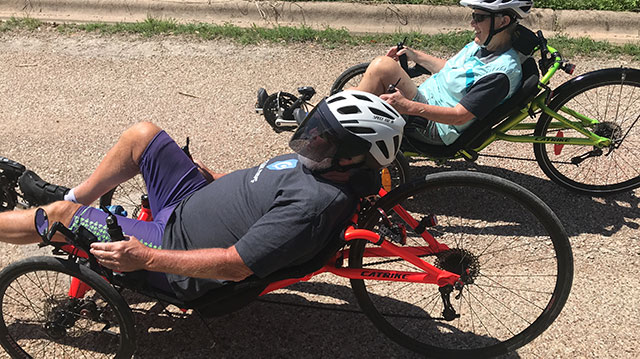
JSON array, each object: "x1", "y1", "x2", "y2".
[
  {"x1": 399, "y1": 54, "x2": 409, "y2": 72},
  {"x1": 105, "y1": 214, "x2": 126, "y2": 242}
]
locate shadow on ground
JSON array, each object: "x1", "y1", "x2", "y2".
[
  {"x1": 129, "y1": 281, "x2": 522, "y2": 359},
  {"x1": 405, "y1": 159, "x2": 640, "y2": 238}
]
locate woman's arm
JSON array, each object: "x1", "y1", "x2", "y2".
[{"x1": 380, "y1": 89, "x2": 474, "y2": 126}]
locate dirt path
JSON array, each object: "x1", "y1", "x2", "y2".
[{"x1": 1, "y1": 30, "x2": 639, "y2": 358}]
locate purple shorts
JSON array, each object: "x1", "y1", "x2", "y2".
[{"x1": 69, "y1": 130, "x2": 208, "y2": 291}]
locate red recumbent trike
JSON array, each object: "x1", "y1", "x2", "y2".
[{"x1": 0, "y1": 156, "x2": 572, "y2": 358}]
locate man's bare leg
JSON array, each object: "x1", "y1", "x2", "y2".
[
  {"x1": 73, "y1": 122, "x2": 161, "y2": 205},
  {"x1": 354, "y1": 56, "x2": 418, "y2": 98},
  {"x1": 0, "y1": 200, "x2": 81, "y2": 244}
]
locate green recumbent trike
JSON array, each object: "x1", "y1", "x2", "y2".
[{"x1": 263, "y1": 25, "x2": 640, "y2": 196}]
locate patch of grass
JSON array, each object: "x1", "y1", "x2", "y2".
[
  {"x1": 286, "y1": 0, "x2": 640, "y2": 12},
  {"x1": 549, "y1": 34, "x2": 640, "y2": 59},
  {"x1": 3, "y1": 17, "x2": 640, "y2": 60},
  {"x1": 0, "y1": 17, "x2": 42, "y2": 32}
]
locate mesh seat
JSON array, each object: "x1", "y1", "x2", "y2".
[
  {"x1": 115, "y1": 226, "x2": 348, "y2": 318},
  {"x1": 401, "y1": 25, "x2": 542, "y2": 159}
]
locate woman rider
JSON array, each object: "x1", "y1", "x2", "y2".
[{"x1": 354, "y1": 0, "x2": 534, "y2": 146}]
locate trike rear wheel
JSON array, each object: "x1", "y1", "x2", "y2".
[
  {"x1": 534, "y1": 68, "x2": 640, "y2": 195},
  {"x1": 349, "y1": 171, "x2": 573, "y2": 358},
  {"x1": 0, "y1": 256, "x2": 136, "y2": 358}
]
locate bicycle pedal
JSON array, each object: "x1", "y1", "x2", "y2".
[
  {"x1": 255, "y1": 88, "x2": 269, "y2": 114},
  {"x1": 293, "y1": 108, "x2": 307, "y2": 125},
  {"x1": 297, "y1": 86, "x2": 316, "y2": 99}
]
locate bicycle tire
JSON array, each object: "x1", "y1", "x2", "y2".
[
  {"x1": 0, "y1": 256, "x2": 136, "y2": 358},
  {"x1": 349, "y1": 171, "x2": 573, "y2": 358},
  {"x1": 99, "y1": 174, "x2": 146, "y2": 218},
  {"x1": 330, "y1": 62, "x2": 369, "y2": 95},
  {"x1": 533, "y1": 67, "x2": 640, "y2": 195}
]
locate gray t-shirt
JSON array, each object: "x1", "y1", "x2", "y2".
[{"x1": 162, "y1": 154, "x2": 356, "y2": 301}]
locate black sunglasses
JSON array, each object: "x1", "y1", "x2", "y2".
[{"x1": 471, "y1": 13, "x2": 493, "y2": 23}]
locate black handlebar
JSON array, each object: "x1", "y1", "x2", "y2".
[
  {"x1": 101, "y1": 205, "x2": 126, "y2": 242},
  {"x1": 396, "y1": 37, "x2": 432, "y2": 79}
]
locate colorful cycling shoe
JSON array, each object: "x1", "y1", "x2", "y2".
[
  {"x1": 18, "y1": 170, "x2": 70, "y2": 205},
  {"x1": 0, "y1": 157, "x2": 26, "y2": 179}
]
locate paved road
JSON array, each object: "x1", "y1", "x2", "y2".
[{"x1": 1, "y1": 30, "x2": 639, "y2": 358}]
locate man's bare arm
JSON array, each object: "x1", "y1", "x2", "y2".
[{"x1": 90, "y1": 238, "x2": 253, "y2": 282}]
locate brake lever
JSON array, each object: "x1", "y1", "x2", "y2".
[
  {"x1": 387, "y1": 78, "x2": 401, "y2": 93},
  {"x1": 395, "y1": 37, "x2": 431, "y2": 77},
  {"x1": 397, "y1": 37, "x2": 409, "y2": 71},
  {"x1": 181, "y1": 137, "x2": 192, "y2": 160}
]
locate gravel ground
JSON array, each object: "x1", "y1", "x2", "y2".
[{"x1": 0, "y1": 29, "x2": 639, "y2": 358}]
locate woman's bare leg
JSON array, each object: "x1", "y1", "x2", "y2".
[{"x1": 354, "y1": 56, "x2": 418, "y2": 98}]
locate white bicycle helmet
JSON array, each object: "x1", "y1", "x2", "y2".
[
  {"x1": 460, "y1": 0, "x2": 533, "y2": 19},
  {"x1": 290, "y1": 90, "x2": 405, "y2": 170}
]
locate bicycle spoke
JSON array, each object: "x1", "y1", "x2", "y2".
[
  {"x1": 350, "y1": 172, "x2": 571, "y2": 356},
  {"x1": 536, "y1": 73, "x2": 640, "y2": 193},
  {"x1": 475, "y1": 281, "x2": 555, "y2": 295},
  {"x1": 478, "y1": 275, "x2": 547, "y2": 312}
]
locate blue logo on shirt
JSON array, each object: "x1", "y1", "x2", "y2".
[{"x1": 267, "y1": 159, "x2": 298, "y2": 170}]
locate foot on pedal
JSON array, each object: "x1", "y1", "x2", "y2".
[
  {"x1": 255, "y1": 88, "x2": 269, "y2": 114},
  {"x1": 18, "y1": 170, "x2": 70, "y2": 205}
]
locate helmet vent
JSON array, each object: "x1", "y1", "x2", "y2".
[
  {"x1": 353, "y1": 94, "x2": 374, "y2": 102},
  {"x1": 376, "y1": 140, "x2": 389, "y2": 158},
  {"x1": 380, "y1": 101, "x2": 400, "y2": 117},
  {"x1": 327, "y1": 96, "x2": 346, "y2": 104},
  {"x1": 337, "y1": 106, "x2": 361, "y2": 115},
  {"x1": 393, "y1": 135, "x2": 400, "y2": 153},
  {"x1": 370, "y1": 107, "x2": 395, "y2": 120},
  {"x1": 346, "y1": 126, "x2": 375, "y2": 134}
]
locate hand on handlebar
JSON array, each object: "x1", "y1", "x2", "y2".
[
  {"x1": 380, "y1": 88, "x2": 412, "y2": 114},
  {"x1": 90, "y1": 236, "x2": 152, "y2": 272},
  {"x1": 386, "y1": 46, "x2": 415, "y2": 63}
]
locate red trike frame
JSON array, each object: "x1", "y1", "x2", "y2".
[{"x1": 65, "y1": 188, "x2": 461, "y2": 303}]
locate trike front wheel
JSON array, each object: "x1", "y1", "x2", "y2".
[
  {"x1": 0, "y1": 256, "x2": 136, "y2": 358},
  {"x1": 99, "y1": 174, "x2": 146, "y2": 219},
  {"x1": 380, "y1": 153, "x2": 410, "y2": 192},
  {"x1": 349, "y1": 171, "x2": 573, "y2": 358},
  {"x1": 533, "y1": 67, "x2": 640, "y2": 195},
  {"x1": 330, "y1": 62, "x2": 369, "y2": 95}
]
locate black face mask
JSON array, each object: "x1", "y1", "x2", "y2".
[
  {"x1": 347, "y1": 168, "x2": 382, "y2": 197},
  {"x1": 289, "y1": 101, "x2": 371, "y2": 163}
]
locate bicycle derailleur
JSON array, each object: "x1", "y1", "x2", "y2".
[
  {"x1": 571, "y1": 121, "x2": 624, "y2": 165},
  {"x1": 435, "y1": 248, "x2": 481, "y2": 321}
]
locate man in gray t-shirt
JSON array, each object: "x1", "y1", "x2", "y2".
[
  {"x1": 0, "y1": 90, "x2": 405, "y2": 304},
  {"x1": 163, "y1": 153, "x2": 357, "y2": 301}
]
